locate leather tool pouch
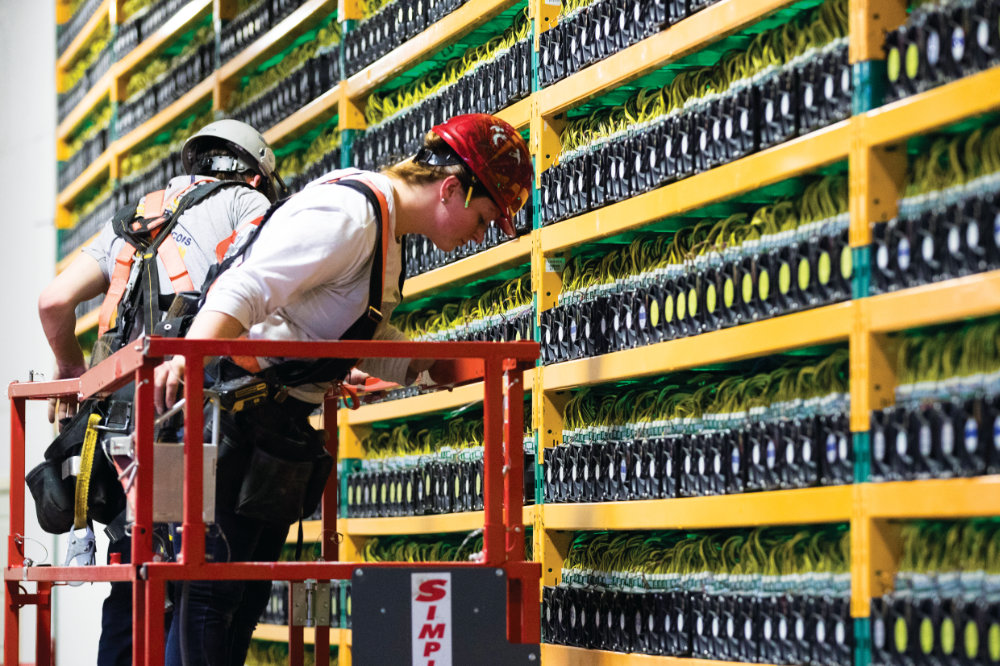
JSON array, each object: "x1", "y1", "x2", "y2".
[{"x1": 220, "y1": 398, "x2": 333, "y2": 526}]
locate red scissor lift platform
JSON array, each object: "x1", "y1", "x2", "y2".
[{"x1": 6, "y1": 337, "x2": 540, "y2": 665}]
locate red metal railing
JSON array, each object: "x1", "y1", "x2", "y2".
[{"x1": 7, "y1": 337, "x2": 540, "y2": 666}]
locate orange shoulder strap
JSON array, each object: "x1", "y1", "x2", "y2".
[
  {"x1": 215, "y1": 215, "x2": 265, "y2": 263},
  {"x1": 157, "y1": 236, "x2": 195, "y2": 294},
  {"x1": 133, "y1": 190, "x2": 166, "y2": 232},
  {"x1": 97, "y1": 242, "x2": 137, "y2": 337},
  {"x1": 350, "y1": 175, "x2": 391, "y2": 296},
  {"x1": 321, "y1": 175, "x2": 391, "y2": 310}
]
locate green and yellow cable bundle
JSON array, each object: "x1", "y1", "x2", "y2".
[
  {"x1": 364, "y1": 8, "x2": 530, "y2": 127},
  {"x1": 69, "y1": 180, "x2": 114, "y2": 228},
  {"x1": 896, "y1": 519, "x2": 1000, "y2": 592},
  {"x1": 556, "y1": 172, "x2": 845, "y2": 299},
  {"x1": 894, "y1": 318, "x2": 1000, "y2": 397},
  {"x1": 63, "y1": 18, "x2": 111, "y2": 93},
  {"x1": 120, "y1": 106, "x2": 214, "y2": 180},
  {"x1": 66, "y1": 102, "x2": 113, "y2": 159},
  {"x1": 556, "y1": 0, "x2": 848, "y2": 159},
  {"x1": 560, "y1": 349, "x2": 847, "y2": 441},
  {"x1": 360, "y1": 410, "x2": 510, "y2": 459},
  {"x1": 393, "y1": 273, "x2": 532, "y2": 341},
  {"x1": 902, "y1": 124, "x2": 1000, "y2": 209},
  {"x1": 561, "y1": 526, "x2": 848, "y2": 594},
  {"x1": 361, "y1": 532, "x2": 498, "y2": 563},
  {"x1": 228, "y1": 16, "x2": 340, "y2": 110},
  {"x1": 278, "y1": 123, "x2": 342, "y2": 183},
  {"x1": 124, "y1": 21, "x2": 214, "y2": 100}
]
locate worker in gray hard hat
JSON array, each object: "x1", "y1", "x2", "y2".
[
  {"x1": 182, "y1": 118, "x2": 288, "y2": 202},
  {"x1": 35, "y1": 118, "x2": 280, "y2": 666}
]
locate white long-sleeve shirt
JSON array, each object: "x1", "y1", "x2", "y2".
[{"x1": 202, "y1": 168, "x2": 408, "y2": 402}]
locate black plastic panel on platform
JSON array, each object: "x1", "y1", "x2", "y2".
[{"x1": 351, "y1": 567, "x2": 539, "y2": 665}]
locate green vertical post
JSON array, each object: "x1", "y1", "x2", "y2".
[
  {"x1": 853, "y1": 431, "x2": 871, "y2": 483},
  {"x1": 339, "y1": 458, "x2": 360, "y2": 518},
  {"x1": 852, "y1": 60, "x2": 886, "y2": 115},
  {"x1": 855, "y1": 617, "x2": 873, "y2": 666},
  {"x1": 341, "y1": 129, "x2": 359, "y2": 169},
  {"x1": 852, "y1": 245, "x2": 871, "y2": 300}
]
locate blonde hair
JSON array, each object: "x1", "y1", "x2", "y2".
[{"x1": 381, "y1": 132, "x2": 491, "y2": 200}]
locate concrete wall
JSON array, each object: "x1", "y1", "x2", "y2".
[{"x1": 0, "y1": 1, "x2": 108, "y2": 662}]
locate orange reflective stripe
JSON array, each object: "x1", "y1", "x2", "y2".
[
  {"x1": 97, "y1": 243, "x2": 137, "y2": 337},
  {"x1": 215, "y1": 215, "x2": 264, "y2": 262},
  {"x1": 157, "y1": 237, "x2": 195, "y2": 293}
]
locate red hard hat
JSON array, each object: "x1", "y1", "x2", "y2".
[{"x1": 431, "y1": 114, "x2": 532, "y2": 237}]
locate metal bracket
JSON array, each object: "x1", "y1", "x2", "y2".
[
  {"x1": 290, "y1": 579, "x2": 331, "y2": 627},
  {"x1": 291, "y1": 582, "x2": 309, "y2": 627}
]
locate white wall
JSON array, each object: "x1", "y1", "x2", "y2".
[{"x1": 0, "y1": 2, "x2": 108, "y2": 663}]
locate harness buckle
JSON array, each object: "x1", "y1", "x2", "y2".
[{"x1": 366, "y1": 306, "x2": 383, "y2": 323}]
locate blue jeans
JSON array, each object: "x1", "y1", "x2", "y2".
[
  {"x1": 97, "y1": 536, "x2": 135, "y2": 666},
  {"x1": 164, "y1": 510, "x2": 289, "y2": 666},
  {"x1": 98, "y1": 529, "x2": 174, "y2": 666},
  {"x1": 164, "y1": 388, "x2": 316, "y2": 666}
]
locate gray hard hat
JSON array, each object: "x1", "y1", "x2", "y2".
[{"x1": 182, "y1": 119, "x2": 286, "y2": 200}]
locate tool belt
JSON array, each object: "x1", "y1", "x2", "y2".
[{"x1": 210, "y1": 359, "x2": 333, "y2": 526}]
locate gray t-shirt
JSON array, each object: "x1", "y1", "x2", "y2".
[{"x1": 83, "y1": 175, "x2": 270, "y2": 334}]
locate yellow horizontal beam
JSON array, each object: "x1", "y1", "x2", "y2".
[
  {"x1": 114, "y1": 0, "x2": 212, "y2": 80},
  {"x1": 402, "y1": 235, "x2": 531, "y2": 301},
  {"x1": 542, "y1": 644, "x2": 777, "y2": 666},
  {"x1": 113, "y1": 74, "x2": 215, "y2": 156},
  {"x1": 75, "y1": 307, "x2": 99, "y2": 337},
  {"x1": 541, "y1": 486, "x2": 851, "y2": 532},
  {"x1": 543, "y1": 302, "x2": 853, "y2": 390},
  {"x1": 217, "y1": 0, "x2": 336, "y2": 84},
  {"x1": 864, "y1": 477, "x2": 1000, "y2": 519},
  {"x1": 346, "y1": 367, "x2": 537, "y2": 425},
  {"x1": 344, "y1": 0, "x2": 518, "y2": 100},
  {"x1": 56, "y1": 0, "x2": 110, "y2": 72},
  {"x1": 287, "y1": 520, "x2": 324, "y2": 544},
  {"x1": 865, "y1": 270, "x2": 1000, "y2": 333},
  {"x1": 264, "y1": 84, "x2": 342, "y2": 146},
  {"x1": 345, "y1": 380, "x2": 486, "y2": 425},
  {"x1": 56, "y1": 69, "x2": 112, "y2": 140},
  {"x1": 540, "y1": 120, "x2": 850, "y2": 254},
  {"x1": 56, "y1": 149, "x2": 111, "y2": 209},
  {"x1": 862, "y1": 66, "x2": 1000, "y2": 147},
  {"x1": 343, "y1": 505, "x2": 536, "y2": 536},
  {"x1": 537, "y1": 0, "x2": 794, "y2": 117},
  {"x1": 496, "y1": 96, "x2": 531, "y2": 131},
  {"x1": 253, "y1": 623, "x2": 316, "y2": 645}
]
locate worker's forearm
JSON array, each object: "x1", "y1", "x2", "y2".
[
  {"x1": 184, "y1": 310, "x2": 247, "y2": 341},
  {"x1": 38, "y1": 298, "x2": 86, "y2": 375}
]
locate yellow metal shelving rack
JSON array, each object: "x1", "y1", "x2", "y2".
[{"x1": 53, "y1": 0, "x2": 1000, "y2": 661}]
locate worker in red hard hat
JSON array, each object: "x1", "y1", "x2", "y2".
[{"x1": 151, "y1": 113, "x2": 532, "y2": 666}]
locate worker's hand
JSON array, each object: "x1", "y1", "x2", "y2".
[
  {"x1": 153, "y1": 356, "x2": 187, "y2": 414},
  {"x1": 47, "y1": 364, "x2": 87, "y2": 427},
  {"x1": 344, "y1": 368, "x2": 370, "y2": 391},
  {"x1": 405, "y1": 358, "x2": 435, "y2": 385}
]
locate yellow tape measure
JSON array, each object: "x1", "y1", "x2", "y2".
[{"x1": 73, "y1": 413, "x2": 104, "y2": 530}]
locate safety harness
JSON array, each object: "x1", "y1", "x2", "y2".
[
  {"x1": 204, "y1": 176, "x2": 396, "y2": 388},
  {"x1": 97, "y1": 179, "x2": 250, "y2": 342},
  {"x1": 32, "y1": 180, "x2": 252, "y2": 538}
]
